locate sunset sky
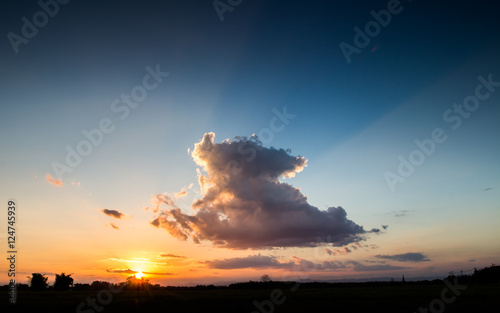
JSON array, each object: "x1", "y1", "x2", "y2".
[{"x1": 1, "y1": 0, "x2": 499, "y2": 286}]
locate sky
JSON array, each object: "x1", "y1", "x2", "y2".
[{"x1": 0, "y1": 0, "x2": 499, "y2": 286}]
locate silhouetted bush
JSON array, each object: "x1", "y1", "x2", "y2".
[
  {"x1": 30, "y1": 273, "x2": 48, "y2": 291},
  {"x1": 91, "y1": 280, "x2": 111, "y2": 291},
  {"x1": 54, "y1": 273, "x2": 73, "y2": 291},
  {"x1": 73, "y1": 283, "x2": 91, "y2": 291},
  {"x1": 16, "y1": 283, "x2": 30, "y2": 291},
  {"x1": 472, "y1": 265, "x2": 500, "y2": 283},
  {"x1": 123, "y1": 276, "x2": 151, "y2": 290}
]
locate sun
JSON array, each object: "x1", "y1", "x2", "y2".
[{"x1": 135, "y1": 271, "x2": 145, "y2": 279}]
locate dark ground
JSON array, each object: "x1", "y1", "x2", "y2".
[{"x1": 2, "y1": 282, "x2": 499, "y2": 313}]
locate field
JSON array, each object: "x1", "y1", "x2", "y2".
[{"x1": 2, "y1": 282, "x2": 499, "y2": 313}]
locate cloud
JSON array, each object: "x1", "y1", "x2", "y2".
[
  {"x1": 201, "y1": 254, "x2": 411, "y2": 273},
  {"x1": 174, "y1": 184, "x2": 193, "y2": 199},
  {"x1": 150, "y1": 133, "x2": 366, "y2": 249},
  {"x1": 106, "y1": 268, "x2": 173, "y2": 275},
  {"x1": 348, "y1": 261, "x2": 408, "y2": 272},
  {"x1": 143, "y1": 271, "x2": 174, "y2": 276},
  {"x1": 389, "y1": 210, "x2": 413, "y2": 218},
  {"x1": 203, "y1": 254, "x2": 293, "y2": 269},
  {"x1": 159, "y1": 254, "x2": 187, "y2": 259},
  {"x1": 381, "y1": 225, "x2": 388, "y2": 230},
  {"x1": 101, "y1": 209, "x2": 124, "y2": 219},
  {"x1": 109, "y1": 223, "x2": 119, "y2": 230},
  {"x1": 106, "y1": 268, "x2": 137, "y2": 274},
  {"x1": 203, "y1": 254, "x2": 347, "y2": 271},
  {"x1": 174, "y1": 189, "x2": 188, "y2": 198},
  {"x1": 292, "y1": 256, "x2": 346, "y2": 271},
  {"x1": 374, "y1": 252, "x2": 430, "y2": 262},
  {"x1": 102, "y1": 257, "x2": 180, "y2": 267},
  {"x1": 325, "y1": 246, "x2": 355, "y2": 256},
  {"x1": 149, "y1": 185, "x2": 195, "y2": 212},
  {"x1": 46, "y1": 173, "x2": 63, "y2": 187}
]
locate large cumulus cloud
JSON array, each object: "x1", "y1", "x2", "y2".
[{"x1": 150, "y1": 133, "x2": 366, "y2": 249}]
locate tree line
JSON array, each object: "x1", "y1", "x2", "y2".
[
  {"x1": 6, "y1": 273, "x2": 153, "y2": 291},
  {"x1": 3, "y1": 264, "x2": 499, "y2": 292}
]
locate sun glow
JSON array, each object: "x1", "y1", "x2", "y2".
[{"x1": 135, "y1": 271, "x2": 145, "y2": 279}]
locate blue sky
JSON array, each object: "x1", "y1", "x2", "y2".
[{"x1": 1, "y1": 0, "x2": 499, "y2": 285}]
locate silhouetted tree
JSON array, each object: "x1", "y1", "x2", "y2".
[
  {"x1": 54, "y1": 273, "x2": 74, "y2": 291},
  {"x1": 91, "y1": 281, "x2": 111, "y2": 291},
  {"x1": 73, "y1": 283, "x2": 92, "y2": 291},
  {"x1": 471, "y1": 265, "x2": 500, "y2": 283},
  {"x1": 124, "y1": 276, "x2": 151, "y2": 290},
  {"x1": 260, "y1": 274, "x2": 272, "y2": 282},
  {"x1": 29, "y1": 273, "x2": 48, "y2": 291}
]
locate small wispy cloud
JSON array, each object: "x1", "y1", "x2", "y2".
[
  {"x1": 385, "y1": 210, "x2": 413, "y2": 218},
  {"x1": 202, "y1": 254, "x2": 294, "y2": 270},
  {"x1": 102, "y1": 257, "x2": 170, "y2": 267},
  {"x1": 46, "y1": 173, "x2": 63, "y2": 187},
  {"x1": 159, "y1": 253, "x2": 187, "y2": 259},
  {"x1": 106, "y1": 268, "x2": 173, "y2": 276},
  {"x1": 109, "y1": 223, "x2": 119, "y2": 230},
  {"x1": 174, "y1": 189, "x2": 187, "y2": 198},
  {"x1": 348, "y1": 261, "x2": 408, "y2": 272},
  {"x1": 101, "y1": 209, "x2": 124, "y2": 219},
  {"x1": 105, "y1": 257, "x2": 155, "y2": 264},
  {"x1": 375, "y1": 252, "x2": 430, "y2": 262},
  {"x1": 173, "y1": 184, "x2": 194, "y2": 199},
  {"x1": 107, "y1": 268, "x2": 137, "y2": 274},
  {"x1": 143, "y1": 271, "x2": 174, "y2": 276}
]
